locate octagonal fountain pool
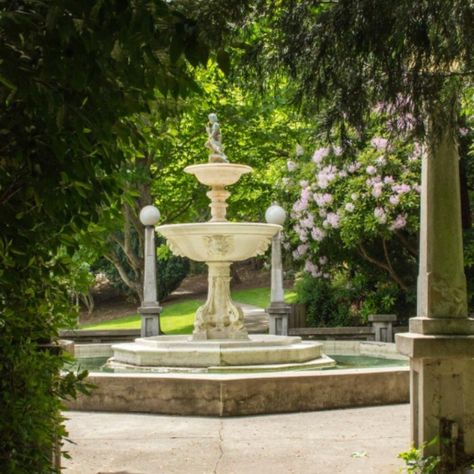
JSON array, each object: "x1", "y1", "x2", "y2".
[
  {"x1": 65, "y1": 116, "x2": 409, "y2": 416},
  {"x1": 64, "y1": 340, "x2": 409, "y2": 417}
]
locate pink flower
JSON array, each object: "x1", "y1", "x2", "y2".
[
  {"x1": 311, "y1": 227, "x2": 326, "y2": 242},
  {"x1": 345, "y1": 203, "x2": 355, "y2": 212},
  {"x1": 373, "y1": 102, "x2": 386, "y2": 113},
  {"x1": 298, "y1": 231, "x2": 308, "y2": 243},
  {"x1": 317, "y1": 165, "x2": 338, "y2": 189},
  {"x1": 332, "y1": 145, "x2": 343, "y2": 156},
  {"x1": 304, "y1": 260, "x2": 319, "y2": 277},
  {"x1": 376, "y1": 156, "x2": 386, "y2": 166},
  {"x1": 460, "y1": 127, "x2": 469, "y2": 137},
  {"x1": 314, "y1": 193, "x2": 333, "y2": 207},
  {"x1": 301, "y1": 187, "x2": 312, "y2": 202},
  {"x1": 297, "y1": 244, "x2": 309, "y2": 256},
  {"x1": 413, "y1": 184, "x2": 421, "y2": 193},
  {"x1": 312, "y1": 147, "x2": 330, "y2": 164},
  {"x1": 292, "y1": 200, "x2": 307, "y2": 213},
  {"x1": 390, "y1": 214, "x2": 407, "y2": 230},
  {"x1": 409, "y1": 142, "x2": 423, "y2": 161},
  {"x1": 366, "y1": 176, "x2": 381, "y2": 187},
  {"x1": 347, "y1": 162, "x2": 361, "y2": 173},
  {"x1": 371, "y1": 137, "x2": 389, "y2": 151},
  {"x1": 338, "y1": 170, "x2": 348, "y2": 178},
  {"x1": 371, "y1": 182, "x2": 383, "y2": 198},
  {"x1": 295, "y1": 144, "x2": 304, "y2": 156},
  {"x1": 319, "y1": 256, "x2": 328, "y2": 265},
  {"x1": 366, "y1": 165, "x2": 377, "y2": 175},
  {"x1": 384, "y1": 176, "x2": 394, "y2": 184},
  {"x1": 301, "y1": 214, "x2": 314, "y2": 229},
  {"x1": 287, "y1": 161, "x2": 297, "y2": 172},
  {"x1": 392, "y1": 184, "x2": 411, "y2": 194},
  {"x1": 299, "y1": 180, "x2": 309, "y2": 188},
  {"x1": 389, "y1": 195, "x2": 400, "y2": 206},
  {"x1": 325, "y1": 212, "x2": 340, "y2": 228},
  {"x1": 374, "y1": 207, "x2": 387, "y2": 224}
]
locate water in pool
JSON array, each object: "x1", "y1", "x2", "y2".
[{"x1": 66, "y1": 354, "x2": 407, "y2": 374}]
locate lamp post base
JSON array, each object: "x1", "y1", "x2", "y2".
[
  {"x1": 267, "y1": 301, "x2": 291, "y2": 336},
  {"x1": 139, "y1": 305, "x2": 162, "y2": 337}
]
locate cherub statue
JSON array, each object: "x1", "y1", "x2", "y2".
[{"x1": 205, "y1": 113, "x2": 228, "y2": 162}]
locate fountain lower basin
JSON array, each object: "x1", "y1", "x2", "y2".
[{"x1": 108, "y1": 335, "x2": 333, "y2": 370}]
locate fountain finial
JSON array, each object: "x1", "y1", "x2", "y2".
[{"x1": 205, "y1": 113, "x2": 228, "y2": 163}]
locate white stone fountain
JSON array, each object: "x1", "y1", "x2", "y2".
[{"x1": 109, "y1": 114, "x2": 334, "y2": 372}]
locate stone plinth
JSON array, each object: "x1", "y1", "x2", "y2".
[
  {"x1": 369, "y1": 314, "x2": 397, "y2": 342},
  {"x1": 267, "y1": 301, "x2": 291, "y2": 336},
  {"x1": 138, "y1": 306, "x2": 162, "y2": 338},
  {"x1": 397, "y1": 333, "x2": 474, "y2": 456}
]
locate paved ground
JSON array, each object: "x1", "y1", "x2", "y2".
[
  {"x1": 63, "y1": 404, "x2": 409, "y2": 474},
  {"x1": 241, "y1": 304, "x2": 268, "y2": 334}
]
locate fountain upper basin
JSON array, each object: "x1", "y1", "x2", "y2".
[
  {"x1": 156, "y1": 222, "x2": 281, "y2": 262},
  {"x1": 184, "y1": 163, "x2": 252, "y2": 187}
]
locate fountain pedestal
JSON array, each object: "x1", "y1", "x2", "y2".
[{"x1": 193, "y1": 262, "x2": 248, "y2": 340}]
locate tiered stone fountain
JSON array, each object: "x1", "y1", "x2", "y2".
[{"x1": 110, "y1": 114, "x2": 333, "y2": 372}]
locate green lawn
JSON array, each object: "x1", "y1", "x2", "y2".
[{"x1": 81, "y1": 287, "x2": 297, "y2": 332}]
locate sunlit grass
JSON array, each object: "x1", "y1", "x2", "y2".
[{"x1": 81, "y1": 287, "x2": 297, "y2": 332}]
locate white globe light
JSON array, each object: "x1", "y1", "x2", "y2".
[
  {"x1": 265, "y1": 204, "x2": 286, "y2": 225},
  {"x1": 139, "y1": 205, "x2": 160, "y2": 226}
]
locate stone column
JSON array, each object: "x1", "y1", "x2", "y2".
[
  {"x1": 193, "y1": 262, "x2": 248, "y2": 340},
  {"x1": 267, "y1": 231, "x2": 290, "y2": 335},
  {"x1": 138, "y1": 206, "x2": 162, "y2": 337},
  {"x1": 396, "y1": 112, "x2": 474, "y2": 460},
  {"x1": 207, "y1": 186, "x2": 231, "y2": 222}
]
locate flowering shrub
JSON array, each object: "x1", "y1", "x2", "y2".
[{"x1": 282, "y1": 125, "x2": 422, "y2": 323}]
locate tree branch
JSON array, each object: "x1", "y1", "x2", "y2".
[
  {"x1": 104, "y1": 253, "x2": 141, "y2": 301},
  {"x1": 382, "y1": 238, "x2": 409, "y2": 291},
  {"x1": 163, "y1": 197, "x2": 195, "y2": 223},
  {"x1": 358, "y1": 243, "x2": 408, "y2": 291},
  {"x1": 393, "y1": 231, "x2": 418, "y2": 257}
]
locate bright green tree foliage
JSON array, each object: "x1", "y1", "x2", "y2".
[{"x1": 85, "y1": 64, "x2": 311, "y2": 299}]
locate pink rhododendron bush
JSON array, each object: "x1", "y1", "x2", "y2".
[{"x1": 282, "y1": 123, "x2": 423, "y2": 325}]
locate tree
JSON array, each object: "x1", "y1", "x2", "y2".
[
  {"x1": 250, "y1": 1, "x2": 473, "y2": 134},
  {"x1": 0, "y1": 2, "x2": 217, "y2": 471},
  {"x1": 229, "y1": 0, "x2": 474, "y2": 313},
  {"x1": 282, "y1": 112, "x2": 422, "y2": 323},
  {"x1": 86, "y1": 63, "x2": 312, "y2": 300}
]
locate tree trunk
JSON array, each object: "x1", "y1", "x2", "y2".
[{"x1": 105, "y1": 151, "x2": 156, "y2": 304}]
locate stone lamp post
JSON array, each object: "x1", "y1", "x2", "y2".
[
  {"x1": 138, "y1": 205, "x2": 162, "y2": 337},
  {"x1": 265, "y1": 204, "x2": 291, "y2": 335}
]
